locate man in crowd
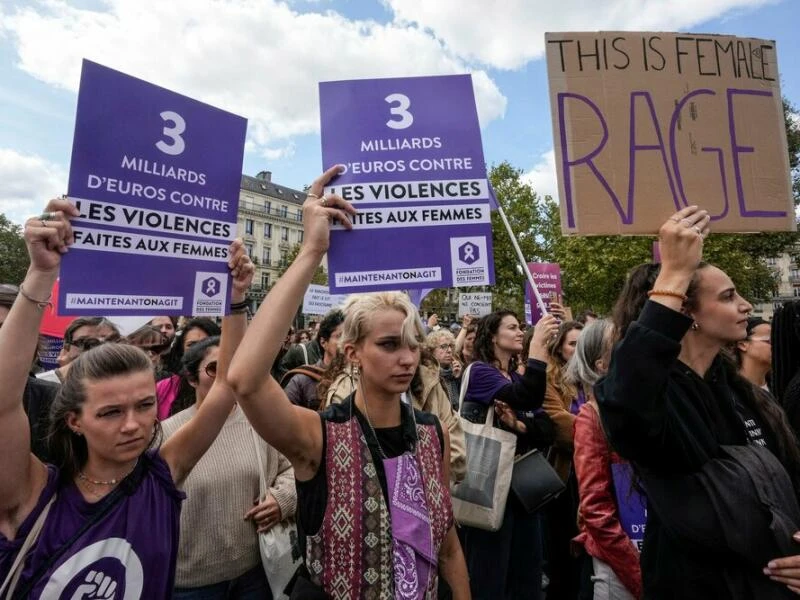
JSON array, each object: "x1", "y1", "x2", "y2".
[{"x1": 38, "y1": 316, "x2": 120, "y2": 383}]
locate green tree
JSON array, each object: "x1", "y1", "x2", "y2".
[
  {"x1": 276, "y1": 243, "x2": 327, "y2": 285},
  {"x1": 0, "y1": 214, "x2": 27, "y2": 285}
]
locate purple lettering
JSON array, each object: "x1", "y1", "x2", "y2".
[
  {"x1": 628, "y1": 91, "x2": 680, "y2": 217},
  {"x1": 700, "y1": 147, "x2": 730, "y2": 221},
  {"x1": 727, "y1": 88, "x2": 786, "y2": 218},
  {"x1": 557, "y1": 93, "x2": 629, "y2": 227}
]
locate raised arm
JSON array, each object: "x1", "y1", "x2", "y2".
[
  {"x1": 228, "y1": 166, "x2": 355, "y2": 480},
  {"x1": 466, "y1": 314, "x2": 559, "y2": 410},
  {"x1": 160, "y1": 240, "x2": 254, "y2": 483},
  {"x1": 0, "y1": 199, "x2": 77, "y2": 513},
  {"x1": 596, "y1": 206, "x2": 710, "y2": 469}
]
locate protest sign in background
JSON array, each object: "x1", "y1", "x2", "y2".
[
  {"x1": 302, "y1": 284, "x2": 348, "y2": 315},
  {"x1": 458, "y1": 292, "x2": 492, "y2": 317},
  {"x1": 60, "y1": 60, "x2": 247, "y2": 316},
  {"x1": 546, "y1": 32, "x2": 794, "y2": 235},
  {"x1": 524, "y1": 262, "x2": 562, "y2": 324},
  {"x1": 320, "y1": 74, "x2": 495, "y2": 293}
]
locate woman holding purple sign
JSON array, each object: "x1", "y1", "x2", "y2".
[
  {"x1": 597, "y1": 206, "x2": 800, "y2": 599},
  {"x1": 228, "y1": 166, "x2": 470, "y2": 600},
  {"x1": 0, "y1": 198, "x2": 255, "y2": 599}
]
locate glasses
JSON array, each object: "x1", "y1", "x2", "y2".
[
  {"x1": 437, "y1": 343, "x2": 455, "y2": 352},
  {"x1": 70, "y1": 337, "x2": 105, "y2": 351},
  {"x1": 205, "y1": 361, "x2": 218, "y2": 378}
]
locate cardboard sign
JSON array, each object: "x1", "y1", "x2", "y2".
[
  {"x1": 60, "y1": 60, "x2": 247, "y2": 316},
  {"x1": 524, "y1": 262, "x2": 562, "y2": 324},
  {"x1": 458, "y1": 292, "x2": 492, "y2": 317},
  {"x1": 546, "y1": 32, "x2": 794, "y2": 235},
  {"x1": 302, "y1": 284, "x2": 348, "y2": 315},
  {"x1": 320, "y1": 74, "x2": 495, "y2": 293}
]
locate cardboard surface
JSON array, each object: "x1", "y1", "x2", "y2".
[
  {"x1": 458, "y1": 292, "x2": 492, "y2": 317},
  {"x1": 546, "y1": 32, "x2": 795, "y2": 235}
]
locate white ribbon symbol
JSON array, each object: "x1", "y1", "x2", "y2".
[
  {"x1": 204, "y1": 279, "x2": 218, "y2": 295},
  {"x1": 462, "y1": 245, "x2": 475, "y2": 261}
]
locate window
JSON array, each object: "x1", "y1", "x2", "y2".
[
  {"x1": 245, "y1": 219, "x2": 254, "y2": 235},
  {"x1": 264, "y1": 223, "x2": 272, "y2": 238},
  {"x1": 298, "y1": 230, "x2": 304, "y2": 243},
  {"x1": 262, "y1": 247, "x2": 271, "y2": 264},
  {"x1": 794, "y1": 287, "x2": 800, "y2": 298},
  {"x1": 792, "y1": 269, "x2": 800, "y2": 279},
  {"x1": 280, "y1": 205, "x2": 288, "y2": 218},
  {"x1": 261, "y1": 272, "x2": 270, "y2": 289},
  {"x1": 244, "y1": 242, "x2": 254, "y2": 258},
  {"x1": 767, "y1": 257, "x2": 778, "y2": 266},
  {"x1": 282, "y1": 227, "x2": 289, "y2": 241},
  {"x1": 296, "y1": 209, "x2": 303, "y2": 221},
  {"x1": 264, "y1": 200, "x2": 271, "y2": 214}
]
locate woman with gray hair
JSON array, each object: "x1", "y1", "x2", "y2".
[{"x1": 567, "y1": 319, "x2": 643, "y2": 600}]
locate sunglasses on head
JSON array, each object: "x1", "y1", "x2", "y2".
[{"x1": 205, "y1": 360, "x2": 218, "y2": 378}]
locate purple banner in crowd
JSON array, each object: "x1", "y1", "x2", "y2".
[
  {"x1": 524, "y1": 262, "x2": 561, "y2": 324},
  {"x1": 319, "y1": 74, "x2": 495, "y2": 293},
  {"x1": 60, "y1": 60, "x2": 247, "y2": 316},
  {"x1": 611, "y1": 462, "x2": 648, "y2": 552},
  {"x1": 38, "y1": 335, "x2": 64, "y2": 371}
]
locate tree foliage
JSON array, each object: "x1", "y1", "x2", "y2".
[
  {"x1": 277, "y1": 243, "x2": 327, "y2": 285},
  {"x1": 0, "y1": 214, "x2": 28, "y2": 285}
]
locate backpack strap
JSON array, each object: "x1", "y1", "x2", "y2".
[{"x1": 280, "y1": 365, "x2": 326, "y2": 387}]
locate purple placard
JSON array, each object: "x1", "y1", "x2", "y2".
[
  {"x1": 611, "y1": 462, "x2": 648, "y2": 552},
  {"x1": 524, "y1": 262, "x2": 562, "y2": 324},
  {"x1": 60, "y1": 60, "x2": 247, "y2": 316},
  {"x1": 319, "y1": 74, "x2": 495, "y2": 293},
  {"x1": 38, "y1": 335, "x2": 64, "y2": 371}
]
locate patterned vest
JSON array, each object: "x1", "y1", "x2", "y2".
[{"x1": 306, "y1": 410, "x2": 452, "y2": 599}]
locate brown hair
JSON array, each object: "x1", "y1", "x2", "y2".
[
  {"x1": 546, "y1": 320, "x2": 583, "y2": 401},
  {"x1": 48, "y1": 343, "x2": 160, "y2": 480}
]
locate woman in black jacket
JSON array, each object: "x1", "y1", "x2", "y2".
[{"x1": 596, "y1": 205, "x2": 800, "y2": 599}]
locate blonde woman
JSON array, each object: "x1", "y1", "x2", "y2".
[{"x1": 228, "y1": 167, "x2": 470, "y2": 599}]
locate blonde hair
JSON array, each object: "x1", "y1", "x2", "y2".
[
  {"x1": 340, "y1": 292, "x2": 425, "y2": 350},
  {"x1": 426, "y1": 329, "x2": 455, "y2": 351}
]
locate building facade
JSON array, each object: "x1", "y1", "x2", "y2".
[
  {"x1": 753, "y1": 252, "x2": 800, "y2": 320},
  {"x1": 236, "y1": 171, "x2": 307, "y2": 307}
]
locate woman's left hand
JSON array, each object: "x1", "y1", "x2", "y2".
[
  {"x1": 494, "y1": 401, "x2": 526, "y2": 433},
  {"x1": 244, "y1": 494, "x2": 283, "y2": 533},
  {"x1": 228, "y1": 239, "x2": 255, "y2": 301}
]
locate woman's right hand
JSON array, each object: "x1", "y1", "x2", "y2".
[
  {"x1": 529, "y1": 313, "x2": 559, "y2": 361},
  {"x1": 301, "y1": 165, "x2": 356, "y2": 256},
  {"x1": 24, "y1": 198, "x2": 78, "y2": 273},
  {"x1": 657, "y1": 205, "x2": 709, "y2": 278}
]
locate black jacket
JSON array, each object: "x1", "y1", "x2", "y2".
[{"x1": 596, "y1": 301, "x2": 798, "y2": 599}]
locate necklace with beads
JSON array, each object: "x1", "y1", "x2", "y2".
[{"x1": 77, "y1": 460, "x2": 138, "y2": 486}]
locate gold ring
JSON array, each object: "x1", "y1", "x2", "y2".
[
  {"x1": 320, "y1": 196, "x2": 328, "y2": 207},
  {"x1": 670, "y1": 217, "x2": 680, "y2": 223},
  {"x1": 306, "y1": 192, "x2": 321, "y2": 200}
]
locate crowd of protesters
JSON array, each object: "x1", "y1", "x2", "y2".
[{"x1": 5, "y1": 175, "x2": 800, "y2": 600}]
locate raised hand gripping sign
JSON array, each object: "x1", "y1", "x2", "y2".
[
  {"x1": 60, "y1": 60, "x2": 247, "y2": 316},
  {"x1": 546, "y1": 32, "x2": 795, "y2": 235},
  {"x1": 319, "y1": 74, "x2": 495, "y2": 294}
]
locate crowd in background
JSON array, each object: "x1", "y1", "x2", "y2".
[{"x1": 5, "y1": 185, "x2": 800, "y2": 599}]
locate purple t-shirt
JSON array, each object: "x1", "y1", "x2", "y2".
[{"x1": 0, "y1": 450, "x2": 184, "y2": 599}]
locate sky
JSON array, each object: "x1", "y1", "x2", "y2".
[{"x1": 1, "y1": 0, "x2": 799, "y2": 226}]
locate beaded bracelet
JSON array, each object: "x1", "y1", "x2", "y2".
[
  {"x1": 18, "y1": 283, "x2": 52, "y2": 310},
  {"x1": 647, "y1": 289, "x2": 688, "y2": 302}
]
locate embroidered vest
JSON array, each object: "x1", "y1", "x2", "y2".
[{"x1": 306, "y1": 414, "x2": 452, "y2": 599}]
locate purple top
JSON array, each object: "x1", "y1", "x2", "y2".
[
  {"x1": 463, "y1": 359, "x2": 547, "y2": 411},
  {"x1": 0, "y1": 451, "x2": 184, "y2": 598}
]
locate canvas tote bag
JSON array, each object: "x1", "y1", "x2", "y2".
[
  {"x1": 450, "y1": 363, "x2": 517, "y2": 531},
  {"x1": 251, "y1": 430, "x2": 302, "y2": 599}
]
